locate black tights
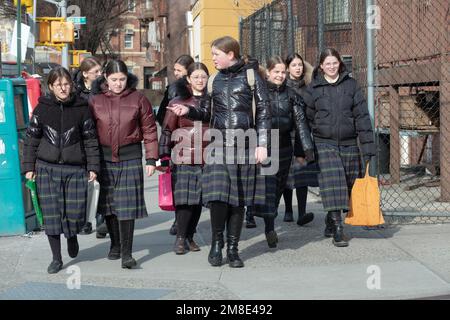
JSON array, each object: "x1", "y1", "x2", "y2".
[
  {"x1": 176, "y1": 205, "x2": 202, "y2": 238},
  {"x1": 283, "y1": 187, "x2": 308, "y2": 216}
]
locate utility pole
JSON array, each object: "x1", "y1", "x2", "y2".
[
  {"x1": 17, "y1": 0, "x2": 22, "y2": 76},
  {"x1": 45, "y1": 0, "x2": 69, "y2": 68}
]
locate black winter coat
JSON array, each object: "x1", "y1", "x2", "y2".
[
  {"x1": 156, "y1": 77, "x2": 188, "y2": 126},
  {"x1": 304, "y1": 71, "x2": 375, "y2": 158},
  {"x1": 22, "y1": 94, "x2": 100, "y2": 173},
  {"x1": 187, "y1": 59, "x2": 271, "y2": 147},
  {"x1": 73, "y1": 69, "x2": 92, "y2": 101},
  {"x1": 267, "y1": 80, "x2": 314, "y2": 161}
]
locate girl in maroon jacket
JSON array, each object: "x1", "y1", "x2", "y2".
[
  {"x1": 89, "y1": 60, "x2": 158, "y2": 269},
  {"x1": 159, "y1": 62, "x2": 210, "y2": 255}
]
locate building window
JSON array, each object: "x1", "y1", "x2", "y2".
[
  {"x1": 324, "y1": 0, "x2": 351, "y2": 24},
  {"x1": 124, "y1": 30, "x2": 134, "y2": 49},
  {"x1": 128, "y1": 0, "x2": 136, "y2": 12},
  {"x1": 146, "y1": 0, "x2": 152, "y2": 9},
  {"x1": 152, "y1": 80, "x2": 163, "y2": 91}
]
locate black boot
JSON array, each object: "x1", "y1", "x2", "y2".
[
  {"x1": 283, "y1": 189, "x2": 294, "y2": 222},
  {"x1": 296, "y1": 187, "x2": 314, "y2": 226},
  {"x1": 324, "y1": 212, "x2": 334, "y2": 238},
  {"x1": 67, "y1": 236, "x2": 79, "y2": 258},
  {"x1": 330, "y1": 210, "x2": 349, "y2": 247},
  {"x1": 120, "y1": 219, "x2": 137, "y2": 268},
  {"x1": 208, "y1": 202, "x2": 228, "y2": 267},
  {"x1": 226, "y1": 206, "x2": 245, "y2": 268},
  {"x1": 105, "y1": 215, "x2": 121, "y2": 260}
]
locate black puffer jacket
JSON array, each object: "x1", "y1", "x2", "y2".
[
  {"x1": 267, "y1": 80, "x2": 314, "y2": 160},
  {"x1": 304, "y1": 71, "x2": 375, "y2": 158},
  {"x1": 187, "y1": 59, "x2": 271, "y2": 147},
  {"x1": 72, "y1": 69, "x2": 91, "y2": 101},
  {"x1": 22, "y1": 94, "x2": 100, "y2": 173},
  {"x1": 156, "y1": 77, "x2": 188, "y2": 126}
]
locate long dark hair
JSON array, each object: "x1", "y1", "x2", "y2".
[
  {"x1": 175, "y1": 54, "x2": 194, "y2": 70},
  {"x1": 285, "y1": 53, "x2": 305, "y2": 79},
  {"x1": 47, "y1": 66, "x2": 73, "y2": 91},
  {"x1": 312, "y1": 48, "x2": 347, "y2": 78},
  {"x1": 187, "y1": 62, "x2": 209, "y2": 77},
  {"x1": 103, "y1": 59, "x2": 128, "y2": 77}
]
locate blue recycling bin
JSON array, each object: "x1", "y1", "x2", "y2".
[{"x1": 0, "y1": 78, "x2": 33, "y2": 235}]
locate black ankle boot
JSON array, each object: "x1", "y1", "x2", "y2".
[
  {"x1": 324, "y1": 212, "x2": 334, "y2": 237},
  {"x1": 120, "y1": 219, "x2": 137, "y2": 268},
  {"x1": 226, "y1": 241, "x2": 244, "y2": 268},
  {"x1": 330, "y1": 211, "x2": 349, "y2": 247},
  {"x1": 297, "y1": 212, "x2": 314, "y2": 226},
  {"x1": 208, "y1": 233, "x2": 224, "y2": 266},
  {"x1": 105, "y1": 215, "x2": 121, "y2": 260}
]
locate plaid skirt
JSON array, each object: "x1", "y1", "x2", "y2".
[
  {"x1": 201, "y1": 145, "x2": 266, "y2": 207},
  {"x1": 172, "y1": 164, "x2": 203, "y2": 206},
  {"x1": 249, "y1": 146, "x2": 292, "y2": 217},
  {"x1": 35, "y1": 160, "x2": 88, "y2": 238},
  {"x1": 98, "y1": 159, "x2": 148, "y2": 221},
  {"x1": 316, "y1": 143, "x2": 362, "y2": 212}
]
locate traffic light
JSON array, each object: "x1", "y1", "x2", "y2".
[
  {"x1": 14, "y1": 0, "x2": 33, "y2": 14},
  {"x1": 50, "y1": 21, "x2": 74, "y2": 43}
]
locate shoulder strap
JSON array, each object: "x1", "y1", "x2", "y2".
[{"x1": 246, "y1": 68, "x2": 256, "y2": 124}]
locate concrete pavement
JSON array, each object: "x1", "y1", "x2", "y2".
[{"x1": 1, "y1": 171, "x2": 450, "y2": 300}]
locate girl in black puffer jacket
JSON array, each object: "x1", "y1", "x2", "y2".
[
  {"x1": 304, "y1": 48, "x2": 375, "y2": 247},
  {"x1": 168, "y1": 36, "x2": 271, "y2": 268},
  {"x1": 22, "y1": 67, "x2": 100, "y2": 274},
  {"x1": 247, "y1": 56, "x2": 315, "y2": 249}
]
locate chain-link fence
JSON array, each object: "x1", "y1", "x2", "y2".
[{"x1": 240, "y1": 0, "x2": 450, "y2": 221}]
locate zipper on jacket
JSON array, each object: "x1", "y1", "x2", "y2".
[
  {"x1": 276, "y1": 90, "x2": 280, "y2": 131},
  {"x1": 59, "y1": 103, "x2": 64, "y2": 164}
]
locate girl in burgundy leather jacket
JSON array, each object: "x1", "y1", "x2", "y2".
[
  {"x1": 89, "y1": 59, "x2": 158, "y2": 269},
  {"x1": 159, "y1": 62, "x2": 210, "y2": 255}
]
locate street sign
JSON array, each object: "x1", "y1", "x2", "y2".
[
  {"x1": 74, "y1": 30, "x2": 79, "y2": 40},
  {"x1": 67, "y1": 16, "x2": 86, "y2": 25}
]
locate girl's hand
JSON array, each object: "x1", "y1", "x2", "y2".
[
  {"x1": 167, "y1": 104, "x2": 189, "y2": 116},
  {"x1": 146, "y1": 165, "x2": 156, "y2": 177},
  {"x1": 88, "y1": 171, "x2": 97, "y2": 182},
  {"x1": 296, "y1": 157, "x2": 306, "y2": 165},
  {"x1": 25, "y1": 171, "x2": 35, "y2": 180},
  {"x1": 255, "y1": 146, "x2": 268, "y2": 164}
]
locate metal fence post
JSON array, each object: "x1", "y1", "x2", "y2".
[
  {"x1": 250, "y1": 15, "x2": 255, "y2": 57},
  {"x1": 317, "y1": 0, "x2": 324, "y2": 54}
]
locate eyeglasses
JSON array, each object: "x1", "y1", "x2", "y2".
[{"x1": 53, "y1": 83, "x2": 71, "y2": 89}]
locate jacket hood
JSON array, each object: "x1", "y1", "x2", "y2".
[
  {"x1": 311, "y1": 70, "x2": 351, "y2": 87},
  {"x1": 172, "y1": 77, "x2": 192, "y2": 100},
  {"x1": 39, "y1": 93, "x2": 88, "y2": 108},
  {"x1": 91, "y1": 72, "x2": 139, "y2": 96}
]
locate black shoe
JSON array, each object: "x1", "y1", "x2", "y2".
[
  {"x1": 169, "y1": 221, "x2": 177, "y2": 236},
  {"x1": 265, "y1": 230, "x2": 278, "y2": 248},
  {"x1": 330, "y1": 211, "x2": 349, "y2": 247},
  {"x1": 96, "y1": 222, "x2": 108, "y2": 239},
  {"x1": 80, "y1": 222, "x2": 93, "y2": 235},
  {"x1": 226, "y1": 250, "x2": 244, "y2": 268},
  {"x1": 245, "y1": 216, "x2": 257, "y2": 229},
  {"x1": 67, "y1": 236, "x2": 79, "y2": 258},
  {"x1": 208, "y1": 239, "x2": 223, "y2": 266},
  {"x1": 122, "y1": 257, "x2": 137, "y2": 269},
  {"x1": 283, "y1": 211, "x2": 294, "y2": 222},
  {"x1": 108, "y1": 247, "x2": 121, "y2": 260},
  {"x1": 297, "y1": 212, "x2": 314, "y2": 226},
  {"x1": 47, "y1": 260, "x2": 63, "y2": 274}
]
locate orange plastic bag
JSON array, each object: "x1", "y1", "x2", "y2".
[{"x1": 345, "y1": 163, "x2": 385, "y2": 226}]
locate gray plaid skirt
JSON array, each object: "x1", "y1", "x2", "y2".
[
  {"x1": 172, "y1": 164, "x2": 203, "y2": 206},
  {"x1": 201, "y1": 146, "x2": 266, "y2": 207},
  {"x1": 35, "y1": 160, "x2": 88, "y2": 238},
  {"x1": 248, "y1": 145, "x2": 293, "y2": 217},
  {"x1": 316, "y1": 143, "x2": 362, "y2": 212},
  {"x1": 98, "y1": 159, "x2": 148, "y2": 221}
]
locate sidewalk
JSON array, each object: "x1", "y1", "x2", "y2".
[{"x1": 1, "y1": 172, "x2": 450, "y2": 300}]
